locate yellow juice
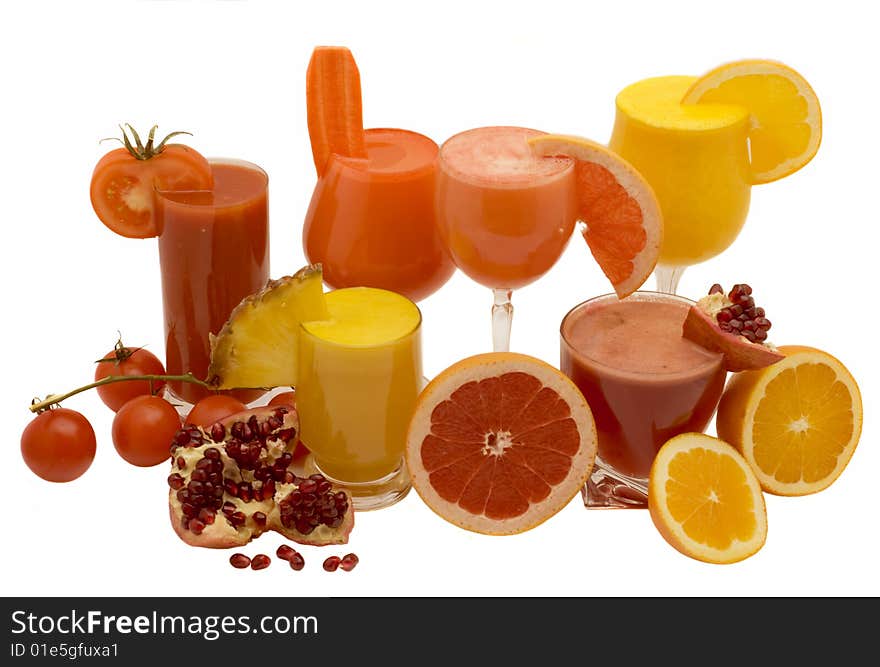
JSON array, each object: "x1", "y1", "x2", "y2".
[
  {"x1": 608, "y1": 75, "x2": 752, "y2": 267},
  {"x1": 297, "y1": 287, "x2": 422, "y2": 490}
]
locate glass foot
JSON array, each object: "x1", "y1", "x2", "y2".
[
  {"x1": 582, "y1": 459, "x2": 649, "y2": 509},
  {"x1": 302, "y1": 455, "x2": 412, "y2": 511}
]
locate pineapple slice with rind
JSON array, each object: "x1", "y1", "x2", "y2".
[{"x1": 208, "y1": 264, "x2": 328, "y2": 390}]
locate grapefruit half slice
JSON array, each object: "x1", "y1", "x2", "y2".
[
  {"x1": 406, "y1": 352, "x2": 597, "y2": 535},
  {"x1": 529, "y1": 134, "x2": 663, "y2": 299}
]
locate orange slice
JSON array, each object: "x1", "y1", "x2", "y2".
[
  {"x1": 529, "y1": 134, "x2": 662, "y2": 298},
  {"x1": 716, "y1": 345, "x2": 862, "y2": 496},
  {"x1": 306, "y1": 46, "x2": 368, "y2": 176},
  {"x1": 681, "y1": 59, "x2": 822, "y2": 184},
  {"x1": 405, "y1": 352, "x2": 597, "y2": 535},
  {"x1": 648, "y1": 433, "x2": 768, "y2": 564}
]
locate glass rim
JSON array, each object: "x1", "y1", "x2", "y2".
[
  {"x1": 299, "y1": 287, "x2": 423, "y2": 350},
  {"x1": 437, "y1": 125, "x2": 575, "y2": 189},
  {"x1": 327, "y1": 127, "x2": 439, "y2": 181},
  {"x1": 560, "y1": 290, "x2": 724, "y2": 377},
  {"x1": 154, "y1": 157, "x2": 268, "y2": 209}
]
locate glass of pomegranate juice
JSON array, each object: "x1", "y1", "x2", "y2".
[
  {"x1": 155, "y1": 158, "x2": 270, "y2": 408},
  {"x1": 560, "y1": 292, "x2": 727, "y2": 508}
]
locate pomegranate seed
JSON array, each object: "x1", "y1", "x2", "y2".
[
  {"x1": 204, "y1": 447, "x2": 221, "y2": 460},
  {"x1": 251, "y1": 554, "x2": 271, "y2": 570},
  {"x1": 709, "y1": 283, "x2": 724, "y2": 295},
  {"x1": 210, "y1": 423, "x2": 226, "y2": 441},
  {"x1": 340, "y1": 553, "x2": 359, "y2": 572},
  {"x1": 716, "y1": 309, "x2": 733, "y2": 323},
  {"x1": 755, "y1": 329, "x2": 768, "y2": 341},
  {"x1": 198, "y1": 508, "x2": 216, "y2": 525},
  {"x1": 289, "y1": 553, "x2": 306, "y2": 571},
  {"x1": 276, "y1": 544, "x2": 297, "y2": 560},
  {"x1": 299, "y1": 479, "x2": 317, "y2": 494},
  {"x1": 167, "y1": 473, "x2": 185, "y2": 490},
  {"x1": 323, "y1": 556, "x2": 341, "y2": 572},
  {"x1": 188, "y1": 518, "x2": 205, "y2": 535},
  {"x1": 229, "y1": 511, "x2": 247, "y2": 527},
  {"x1": 229, "y1": 553, "x2": 251, "y2": 569},
  {"x1": 252, "y1": 511, "x2": 267, "y2": 527},
  {"x1": 176, "y1": 456, "x2": 186, "y2": 470}
]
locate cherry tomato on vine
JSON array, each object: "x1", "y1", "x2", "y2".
[
  {"x1": 111, "y1": 395, "x2": 182, "y2": 467},
  {"x1": 21, "y1": 408, "x2": 97, "y2": 483},
  {"x1": 94, "y1": 340, "x2": 167, "y2": 412},
  {"x1": 89, "y1": 124, "x2": 213, "y2": 238},
  {"x1": 185, "y1": 394, "x2": 248, "y2": 428}
]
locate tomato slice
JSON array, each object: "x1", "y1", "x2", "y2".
[{"x1": 90, "y1": 143, "x2": 213, "y2": 239}]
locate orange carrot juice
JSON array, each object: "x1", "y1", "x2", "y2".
[
  {"x1": 560, "y1": 293, "x2": 726, "y2": 507},
  {"x1": 303, "y1": 128, "x2": 455, "y2": 302},
  {"x1": 156, "y1": 159, "x2": 269, "y2": 405},
  {"x1": 435, "y1": 126, "x2": 577, "y2": 290},
  {"x1": 297, "y1": 287, "x2": 422, "y2": 510}
]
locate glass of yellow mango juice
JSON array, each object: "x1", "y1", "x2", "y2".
[
  {"x1": 608, "y1": 75, "x2": 752, "y2": 294},
  {"x1": 296, "y1": 287, "x2": 422, "y2": 511}
]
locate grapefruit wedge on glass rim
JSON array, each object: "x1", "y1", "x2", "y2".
[
  {"x1": 405, "y1": 352, "x2": 597, "y2": 535},
  {"x1": 529, "y1": 134, "x2": 663, "y2": 299}
]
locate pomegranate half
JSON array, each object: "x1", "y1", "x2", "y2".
[{"x1": 167, "y1": 405, "x2": 353, "y2": 548}]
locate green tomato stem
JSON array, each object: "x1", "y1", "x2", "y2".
[{"x1": 29, "y1": 373, "x2": 211, "y2": 413}]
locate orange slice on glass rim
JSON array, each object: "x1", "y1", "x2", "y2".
[
  {"x1": 681, "y1": 59, "x2": 822, "y2": 184},
  {"x1": 648, "y1": 432, "x2": 768, "y2": 564},
  {"x1": 405, "y1": 352, "x2": 597, "y2": 535},
  {"x1": 529, "y1": 134, "x2": 663, "y2": 298}
]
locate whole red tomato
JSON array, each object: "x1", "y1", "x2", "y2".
[
  {"x1": 112, "y1": 395, "x2": 182, "y2": 467},
  {"x1": 94, "y1": 340, "x2": 166, "y2": 412},
  {"x1": 21, "y1": 408, "x2": 97, "y2": 483},
  {"x1": 90, "y1": 124, "x2": 213, "y2": 238},
  {"x1": 185, "y1": 394, "x2": 248, "y2": 428}
]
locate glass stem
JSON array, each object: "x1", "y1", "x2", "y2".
[
  {"x1": 655, "y1": 264, "x2": 685, "y2": 295},
  {"x1": 491, "y1": 288, "x2": 513, "y2": 352}
]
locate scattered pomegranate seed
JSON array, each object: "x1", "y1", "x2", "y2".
[
  {"x1": 251, "y1": 554, "x2": 271, "y2": 570},
  {"x1": 289, "y1": 553, "x2": 306, "y2": 571},
  {"x1": 276, "y1": 544, "x2": 297, "y2": 561},
  {"x1": 340, "y1": 553, "x2": 359, "y2": 571},
  {"x1": 229, "y1": 553, "x2": 251, "y2": 569},
  {"x1": 323, "y1": 556, "x2": 341, "y2": 572}
]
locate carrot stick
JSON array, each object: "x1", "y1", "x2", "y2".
[{"x1": 306, "y1": 46, "x2": 368, "y2": 176}]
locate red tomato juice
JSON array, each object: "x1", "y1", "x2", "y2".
[{"x1": 155, "y1": 159, "x2": 269, "y2": 404}]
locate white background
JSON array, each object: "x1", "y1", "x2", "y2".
[{"x1": 2, "y1": 0, "x2": 876, "y2": 598}]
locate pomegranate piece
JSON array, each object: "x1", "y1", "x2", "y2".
[
  {"x1": 682, "y1": 283, "x2": 785, "y2": 372},
  {"x1": 167, "y1": 405, "x2": 354, "y2": 549}
]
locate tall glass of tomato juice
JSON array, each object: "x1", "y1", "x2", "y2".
[
  {"x1": 302, "y1": 128, "x2": 455, "y2": 303},
  {"x1": 155, "y1": 158, "x2": 270, "y2": 406}
]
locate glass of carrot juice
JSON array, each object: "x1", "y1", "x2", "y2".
[
  {"x1": 560, "y1": 292, "x2": 727, "y2": 508},
  {"x1": 155, "y1": 158, "x2": 270, "y2": 407},
  {"x1": 303, "y1": 128, "x2": 456, "y2": 303},
  {"x1": 436, "y1": 126, "x2": 577, "y2": 352},
  {"x1": 296, "y1": 287, "x2": 422, "y2": 510}
]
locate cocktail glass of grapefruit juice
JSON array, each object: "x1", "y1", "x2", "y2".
[
  {"x1": 436, "y1": 126, "x2": 578, "y2": 352},
  {"x1": 560, "y1": 292, "x2": 727, "y2": 508},
  {"x1": 296, "y1": 287, "x2": 422, "y2": 510},
  {"x1": 155, "y1": 158, "x2": 270, "y2": 408},
  {"x1": 608, "y1": 76, "x2": 751, "y2": 294},
  {"x1": 303, "y1": 128, "x2": 456, "y2": 303}
]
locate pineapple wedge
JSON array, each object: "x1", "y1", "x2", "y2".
[{"x1": 208, "y1": 264, "x2": 328, "y2": 389}]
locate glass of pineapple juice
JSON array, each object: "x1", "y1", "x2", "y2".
[{"x1": 296, "y1": 287, "x2": 422, "y2": 510}]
